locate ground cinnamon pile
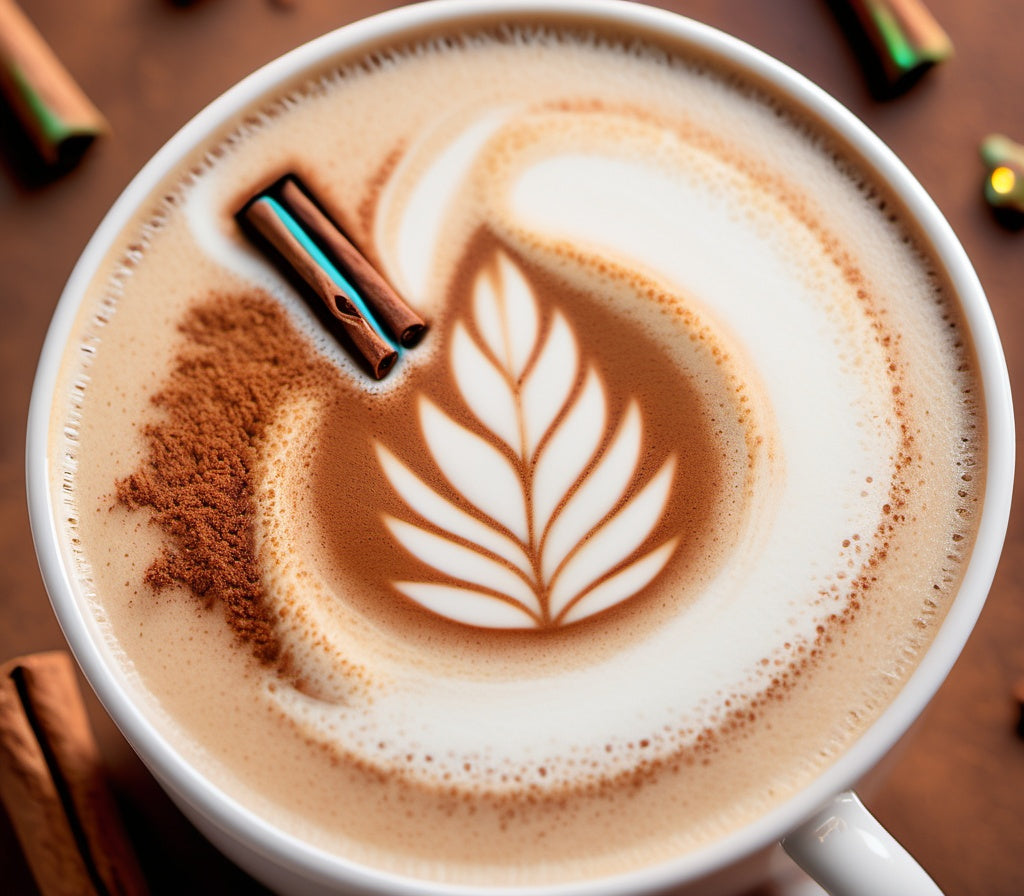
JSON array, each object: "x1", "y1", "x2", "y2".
[{"x1": 116, "y1": 293, "x2": 321, "y2": 664}]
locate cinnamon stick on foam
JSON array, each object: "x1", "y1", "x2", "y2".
[
  {"x1": 241, "y1": 195, "x2": 399, "y2": 378},
  {"x1": 238, "y1": 174, "x2": 427, "y2": 379},
  {"x1": 0, "y1": 652, "x2": 148, "y2": 896},
  {"x1": 0, "y1": 0, "x2": 106, "y2": 165},
  {"x1": 276, "y1": 176, "x2": 427, "y2": 347}
]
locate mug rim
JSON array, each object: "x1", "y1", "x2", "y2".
[{"x1": 26, "y1": 1, "x2": 1015, "y2": 893}]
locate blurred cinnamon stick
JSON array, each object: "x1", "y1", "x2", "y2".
[
  {"x1": 0, "y1": 0, "x2": 106, "y2": 165},
  {"x1": 828, "y1": 0, "x2": 952, "y2": 97},
  {"x1": 0, "y1": 651, "x2": 148, "y2": 896}
]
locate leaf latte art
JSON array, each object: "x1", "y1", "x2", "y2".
[{"x1": 377, "y1": 253, "x2": 678, "y2": 629}]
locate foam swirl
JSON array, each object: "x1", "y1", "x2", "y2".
[{"x1": 243, "y1": 94, "x2": 905, "y2": 794}]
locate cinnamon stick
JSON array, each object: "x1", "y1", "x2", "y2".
[
  {"x1": 0, "y1": 651, "x2": 148, "y2": 896},
  {"x1": 0, "y1": 0, "x2": 106, "y2": 165},
  {"x1": 829, "y1": 0, "x2": 952, "y2": 97},
  {"x1": 241, "y1": 196, "x2": 398, "y2": 379},
  {"x1": 277, "y1": 176, "x2": 427, "y2": 347}
]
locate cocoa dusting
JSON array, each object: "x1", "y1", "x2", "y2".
[{"x1": 116, "y1": 294, "x2": 323, "y2": 664}]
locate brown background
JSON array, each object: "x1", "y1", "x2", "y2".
[{"x1": 1, "y1": 0, "x2": 1021, "y2": 893}]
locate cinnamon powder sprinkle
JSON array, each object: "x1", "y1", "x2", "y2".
[{"x1": 116, "y1": 293, "x2": 324, "y2": 665}]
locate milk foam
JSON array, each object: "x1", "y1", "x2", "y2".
[
  {"x1": 53, "y1": 22, "x2": 984, "y2": 883},
  {"x1": 228, "y1": 83, "x2": 898, "y2": 794}
]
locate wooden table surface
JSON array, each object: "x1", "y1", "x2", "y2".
[{"x1": 1, "y1": 1, "x2": 1021, "y2": 893}]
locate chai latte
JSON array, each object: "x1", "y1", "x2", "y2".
[{"x1": 48, "y1": 18, "x2": 984, "y2": 886}]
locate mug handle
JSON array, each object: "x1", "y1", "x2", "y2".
[{"x1": 780, "y1": 791, "x2": 943, "y2": 896}]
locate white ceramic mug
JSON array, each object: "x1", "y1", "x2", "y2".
[{"x1": 26, "y1": 2, "x2": 1014, "y2": 894}]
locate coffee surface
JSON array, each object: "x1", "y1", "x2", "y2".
[{"x1": 49, "y1": 20, "x2": 984, "y2": 884}]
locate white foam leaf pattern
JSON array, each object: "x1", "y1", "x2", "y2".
[
  {"x1": 549, "y1": 458, "x2": 676, "y2": 620},
  {"x1": 377, "y1": 252, "x2": 678, "y2": 628},
  {"x1": 451, "y1": 323, "x2": 519, "y2": 451},
  {"x1": 561, "y1": 539, "x2": 680, "y2": 625},
  {"x1": 393, "y1": 583, "x2": 539, "y2": 629},
  {"x1": 375, "y1": 445, "x2": 532, "y2": 577},
  {"x1": 384, "y1": 517, "x2": 539, "y2": 613},
  {"x1": 541, "y1": 402, "x2": 642, "y2": 582},
  {"x1": 520, "y1": 312, "x2": 578, "y2": 457},
  {"x1": 419, "y1": 396, "x2": 528, "y2": 541},
  {"x1": 531, "y1": 369, "x2": 606, "y2": 543},
  {"x1": 473, "y1": 254, "x2": 538, "y2": 381}
]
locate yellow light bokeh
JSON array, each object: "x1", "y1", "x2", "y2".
[{"x1": 990, "y1": 166, "x2": 1017, "y2": 195}]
